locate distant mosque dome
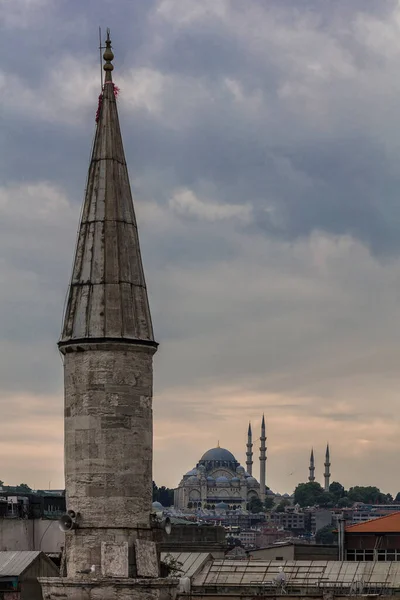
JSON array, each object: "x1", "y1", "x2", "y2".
[
  {"x1": 152, "y1": 501, "x2": 163, "y2": 510},
  {"x1": 174, "y1": 417, "x2": 268, "y2": 512},
  {"x1": 216, "y1": 476, "x2": 229, "y2": 484},
  {"x1": 200, "y1": 447, "x2": 237, "y2": 462},
  {"x1": 185, "y1": 468, "x2": 198, "y2": 477}
]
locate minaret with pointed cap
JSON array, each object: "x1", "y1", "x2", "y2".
[
  {"x1": 59, "y1": 32, "x2": 157, "y2": 577},
  {"x1": 324, "y1": 444, "x2": 331, "y2": 492},
  {"x1": 259, "y1": 415, "x2": 267, "y2": 501},
  {"x1": 246, "y1": 422, "x2": 253, "y2": 476},
  {"x1": 309, "y1": 448, "x2": 315, "y2": 482}
]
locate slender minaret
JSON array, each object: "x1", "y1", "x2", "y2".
[
  {"x1": 259, "y1": 415, "x2": 267, "y2": 501},
  {"x1": 324, "y1": 444, "x2": 331, "y2": 492},
  {"x1": 246, "y1": 422, "x2": 253, "y2": 475},
  {"x1": 308, "y1": 448, "x2": 315, "y2": 482},
  {"x1": 58, "y1": 32, "x2": 157, "y2": 577}
]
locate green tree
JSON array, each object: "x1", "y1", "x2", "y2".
[
  {"x1": 294, "y1": 482, "x2": 325, "y2": 507},
  {"x1": 318, "y1": 492, "x2": 335, "y2": 507},
  {"x1": 347, "y1": 486, "x2": 385, "y2": 504},
  {"x1": 264, "y1": 496, "x2": 275, "y2": 510},
  {"x1": 152, "y1": 481, "x2": 158, "y2": 502},
  {"x1": 275, "y1": 498, "x2": 291, "y2": 512},
  {"x1": 337, "y1": 496, "x2": 353, "y2": 508},
  {"x1": 248, "y1": 497, "x2": 264, "y2": 513},
  {"x1": 316, "y1": 524, "x2": 336, "y2": 545},
  {"x1": 395, "y1": 492, "x2": 400, "y2": 503},
  {"x1": 329, "y1": 482, "x2": 345, "y2": 500},
  {"x1": 16, "y1": 483, "x2": 31, "y2": 492},
  {"x1": 158, "y1": 486, "x2": 174, "y2": 507},
  {"x1": 153, "y1": 481, "x2": 174, "y2": 506}
]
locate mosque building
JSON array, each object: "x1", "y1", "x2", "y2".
[{"x1": 174, "y1": 417, "x2": 270, "y2": 510}]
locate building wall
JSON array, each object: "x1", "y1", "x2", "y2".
[
  {"x1": 345, "y1": 533, "x2": 400, "y2": 561},
  {"x1": 0, "y1": 519, "x2": 63, "y2": 553},
  {"x1": 249, "y1": 545, "x2": 295, "y2": 561},
  {"x1": 20, "y1": 555, "x2": 59, "y2": 600},
  {"x1": 159, "y1": 524, "x2": 227, "y2": 557},
  {"x1": 294, "y1": 545, "x2": 338, "y2": 561},
  {"x1": 248, "y1": 545, "x2": 338, "y2": 561}
]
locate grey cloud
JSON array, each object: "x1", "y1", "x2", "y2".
[{"x1": 3, "y1": 0, "x2": 400, "y2": 491}]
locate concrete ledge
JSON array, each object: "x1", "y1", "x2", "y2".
[{"x1": 40, "y1": 576, "x2": 179, "y2": 600}]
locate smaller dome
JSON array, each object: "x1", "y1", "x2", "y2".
[
  {"x1": 216, "y1": 476, "x2": 229, "y2": 484},
  {"x1": 283, "y1": 493, "x2": 290, "y2": 498},
  {"x1": 216, "y1": 501, "x2": 229, "y2": 510},
  {"x1": 246, "y1": 477, "x2": 257, "y2": 486},
  {"x1": 231, "y1": 476, "x2": 240, "y2": 482},
  {"x1": 152, "y1": 501, "x2": 163, "y2": 510},
  {"x1": 244, "y1": 472, "x2": 251, "y2": 477},
  {"x1": 187, "y1": 476, "x2": 198, "y2": 483},
  {"x1": 185, "y1": 468, "x2": 197, "y2": 477},
  {"x1": 207, "y1": 476, "x2": 215, "y2": 482}
]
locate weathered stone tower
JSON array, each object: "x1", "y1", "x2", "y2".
[
  {"x1": 58, "y1": 32, "x2": 157, "y2": 578},
  {"x1": 308, "y1": 448, "x2": 315, "y2": 482},
  {"x1": 259, "y1": 415, "x2": 266, "y2": 501},
  {"x1": 324, "y1": 444, "x2": 331, "y2": 492},
  {"x1": 246, "y1": 422, "x2": 253, "y2": 476}
]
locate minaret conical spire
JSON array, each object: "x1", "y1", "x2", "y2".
[
  {"x1": 309, "y1": 448, "x2": 315, "y2": 482},
  {"x1": 59, "y1": 30, "x2": 155, "y2": 347},
  {"x1": 259, "y1": 414, "x2": 267, "y2": 501},
  {"x1": 324, "y1": 443, "x2": 331, "y2": 492},
  {"x1": 246, "y1": 422, "x2": 253, "y2": 476},
  {"x1": 57, "y1": 33, "x2": 158, "y2": 579}
]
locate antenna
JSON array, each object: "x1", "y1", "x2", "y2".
[{"x1": 98, "y1": 27, "x2": 104, "y2": 89}]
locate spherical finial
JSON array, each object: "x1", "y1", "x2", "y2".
[{"x1": 103, "y1": 28, "x2": 114, "y2": 72}]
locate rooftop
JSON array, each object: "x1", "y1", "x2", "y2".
[
  {"x1": 345, "y1": 511, "x2": 400, "y2": 533},
  {"x1": 0, "y1": 551, "x2": 41, "y2": 577}
]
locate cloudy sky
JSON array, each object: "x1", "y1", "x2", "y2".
[{"x1": 2, "y1": 0, "x2": 400, "y2": 495}]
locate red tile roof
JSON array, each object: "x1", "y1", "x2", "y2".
[{"x1": 346, "y1": 512, "x2": 400, "y2": 533}]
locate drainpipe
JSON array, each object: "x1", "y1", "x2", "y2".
[{"x1": 338, "y1": 517, "x2": 345, "y2": 561}]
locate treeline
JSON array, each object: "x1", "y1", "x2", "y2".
[
  {"x1": 152, "y1": 481, "x2": 174, "y2": 507},
  {"x1": 294, "y1": 481, "x2": 395, "y2": 508}
]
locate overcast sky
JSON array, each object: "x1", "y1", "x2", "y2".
[{"x1": 2, "y1": 0, "x2": 400, "y2": 495}]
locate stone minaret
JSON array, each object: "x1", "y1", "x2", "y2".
[
  {"x1": 246, "y1": 422, "x2": 253, "y2": 476},
  {"x1": 324, "y1": 444, "x2": 331, "y2": 492},
  {"x1": 308, "y1": 448, "x2": 315, "y2": 482},
  {"x1": 58, "y1": 33, "x2": 157, "y2": 577},
  {"x1": 259, "y1": 415, "x2": 267, "y2": 501}
]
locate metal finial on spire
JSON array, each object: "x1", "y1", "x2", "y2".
[{"x1": 103, "y1": 28, "x2": 114, "y2": 75}]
